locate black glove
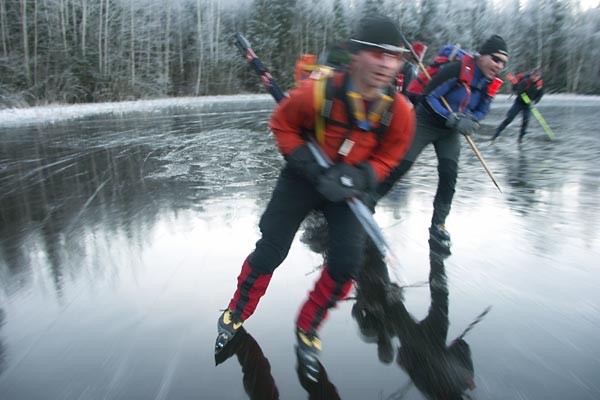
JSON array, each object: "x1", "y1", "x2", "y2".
[
  {"x1": 285, "y1": 145, "x2": 326, "y2": 185},
  {"x1": 445, "y1": 112, "x2": 480, "y2": 136},
  {"x1": 317, "y1": 162, "x2": 377, "y2": 203},
  {"x1": 359, "y1": 190, "x2": 381, "y2": 214}
]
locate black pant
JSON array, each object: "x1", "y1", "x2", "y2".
[
  {"x1": 375, "y1": 118, "x2": 460, "y2": 226},
  {"x1": 249, "y1": 166, "x2": 368, "y2": 283},
  {"x1": 493, "y1": 101, "x2": 531, "y2": 140}
]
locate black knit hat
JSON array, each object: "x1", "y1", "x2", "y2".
[
  {"x1": 479, "y1": 35, "x2": 508, "y2": 56},
  {"x1": 350, "y1": 15, "x2": 408, "y2": 53}
]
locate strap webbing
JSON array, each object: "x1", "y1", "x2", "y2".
[{"x1": 313, "y1": 77, "x2": 327, "y2": 144}]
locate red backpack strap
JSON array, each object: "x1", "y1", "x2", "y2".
[
  {"x1": 458, "y1": 54, "x2": 475, "y2": 84},
  {"x1": 455, "y1": 55, "x2": 476, "y2": 112}
]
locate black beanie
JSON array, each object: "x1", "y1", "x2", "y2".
[
  {"x1": 479, "y1": 35, "x2": 508, "y2": 56},
  {"x1": 350, "y1": 15, "x2": 406, "y2": 53}
]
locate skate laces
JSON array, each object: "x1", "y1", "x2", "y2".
[
  {"x1": 297, "y1": 328, "x2": 322, "y2": 352},
  {"x1": 219, "y1": 309, "x2": 243, "y2": 335},
  {"x1": 430, "y1": 223, "x2": 451, "y2": 242},
  {"x1": 432, "y1": 223, "x2": 448, "y2": 234}
]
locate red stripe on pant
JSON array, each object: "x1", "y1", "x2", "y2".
[
  {"x1": 296, "y1": 267, "x2": 353, "y2": 333},
  {"x1": 228, "y1": 255, "x2": 273, "y2": 320}
]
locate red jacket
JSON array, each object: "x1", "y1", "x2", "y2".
[{"x1": 269, "y1": 73, "x2": 415, "y2": 181}]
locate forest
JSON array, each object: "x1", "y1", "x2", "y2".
[{"x1": 0, "y1": 0, "x2": 598, "y2": 108}]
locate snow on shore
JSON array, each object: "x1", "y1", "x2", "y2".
[
  {"x1": 0, "y1": 94, "x2": 273, "y2": 128},
  {"x1": 1, "y1": 93, "x2": 598, "y2": 128}
]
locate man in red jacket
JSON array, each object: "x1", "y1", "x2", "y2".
[{"x1": 216, "y1": 15, "x2": 416, "y2": 380}]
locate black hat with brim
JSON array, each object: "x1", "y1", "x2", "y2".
[{"x1": 350, "y1": 15, "x2": 409, "y2": 54}]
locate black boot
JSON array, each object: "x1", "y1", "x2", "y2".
[
  {"x1": 296, "y1": 327, "x2": 322, "y2": 382},
  {"x1": 429, "y1": 223, "x2": 452, "y2": 253},
  {"x1": 215, "y1": 309, "x2": 244, "y2": 354}
]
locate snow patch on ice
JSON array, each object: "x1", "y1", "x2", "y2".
[
  {"x1": 0, "y1": 94, "x2": 273, "y2": 128},
  {"x1": 1, "y1": 93, "x2": 598, "y2": 129}
]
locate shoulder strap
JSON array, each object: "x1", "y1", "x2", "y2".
[
  {"x1": 314, "y1": 73, "x2": 348, "y2": 145},
  {"x1": 347, "y1": 85, "x2": 395, "y2": 141},
  {"x1": 322, "y1": 73, "x2": 344, "y2": 119},
  {"x1": 313, "y1": 76, "x2": 327, "y2": 145},
  {"x1": 422, "y1": 60, "x2": 462, "y2": 95},
  {"x1": 371, "y1": 87, "x2": 395, "y2": 140},
  {"x1": 314, "y1": 73, "x2": 395, "y2": 143},
  {"x1": 458, "y1": 54, "x2": 475, "y2": 84}
]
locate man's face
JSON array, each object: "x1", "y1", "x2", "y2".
[
  {"x1": 477, "y1": 52, "x2": 508, "y2": 79},
  {"x1": 352, "y1": 49, "x2": 405, "y2": 92}
]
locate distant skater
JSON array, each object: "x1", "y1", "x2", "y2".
[{"x1": 492, "y1": 69, "x2": 544, "y2": 143}]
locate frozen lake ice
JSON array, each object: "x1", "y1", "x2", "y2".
[{"x1": 0, "y1": 94, "x2": 599, "y2": 399}]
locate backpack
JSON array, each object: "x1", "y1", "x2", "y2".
[
  {"x1": 506, "y1": 71, "x2": 542, "y2": 92},
  {"x1": 293, "y1": 53, "x2": 335, "y2": 87},
  {"x1": 293, "y1": 49, "x2": 396, "y2": 145},
  {"x1": 313, "y1": 73, "x2": 395, "y2": 145},
  {"x1": 406, "y1": 44, "x2": 474, "y2": 100}
]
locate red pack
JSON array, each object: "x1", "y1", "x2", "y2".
[{"x1": 406, "y1": 45, "x2": 471, "y2": 97}]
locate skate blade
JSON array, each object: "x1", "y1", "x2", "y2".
[
  {"x1": 295, "y1": 346, "x2": 320, "y2": 383},
  {"x1": 214, "y1": 332, "x2": 231, "y2": 354}
]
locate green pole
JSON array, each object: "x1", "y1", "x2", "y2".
[{"x1": 520, "y1": 93, "x2": 555, "y2": 141}]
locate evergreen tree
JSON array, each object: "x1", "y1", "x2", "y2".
[
  {"x1": 1, "y1": 0, "x2": 599, "y2": 107},
  {"x1": 246, "y1": 0, "x2": 278, "y2": 92},
  {"x1": 331, "y1": 0, "x2": 349, "y2": 44},
  {"x1": 419, "y1": 0, "x2": 442, "y2": 47},
  {"x1": 271, "y1": 0, "x2": 297, "y2": 89},
  {"x1": 362, "y1": 0, "x2": 382, "y2": 15},
  {"x1": 544, "y1": 0, "x2": 569, "y2": 91},
  {"x1": 395, "y1": 1, "x2": 420, "y2": 49}
]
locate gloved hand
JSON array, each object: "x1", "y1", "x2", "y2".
[
  {"x1": 445, "y1": 112, "x2": 480, "y2": 136},
  {"x1": 286, "y1": 145, "x2": 326, "y2": 185},
  {"x1": 359, "y1": 190, "x2": 381, "y2": 214},
  {"x1": 317, "y1": 162, "x2": 377, "y2": 203}
]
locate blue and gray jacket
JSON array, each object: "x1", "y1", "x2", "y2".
[{"x1": 418, "y1": 60, "x2": 494, "y2": 128}]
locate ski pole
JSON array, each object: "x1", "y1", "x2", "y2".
[
  {"x1": 233, "y1": 33, "x2": 286, "y2": 103},
  {"x1": 520, "y1": 93, "x2": 555, "y2": 140},
  {"x1": 400, "y1": 33, "x2": 502, "y2": 194},
  {"x1": 454, "y1": 305, "x2": 492, "y2": 342},
  {"x1": 233, "y1": 32, "x2": 404, "y2": 277},
  {"x1": 304, "y1": 137, "x2": 399, "y2": 269}
]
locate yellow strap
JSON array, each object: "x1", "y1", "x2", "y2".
[
  {"x1": 368, "y1": 94, "x2": 393, "y2": 124},
  {"x1": 348, "y1": 91, "x2": 367, "y2": 121},
  {"x1": 349, "y1": 90, "x2": 393, "y2": 129},
  {"x1": 315, "y1": 76, "x2": 394, "y2": 146},
  {"x1": 313, "y1": 77, "x2": 327, "y2": 145}
]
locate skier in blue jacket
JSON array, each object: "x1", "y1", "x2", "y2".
[{"x1": 373, "y1": 35, "x2": 509, "y2": 252}]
